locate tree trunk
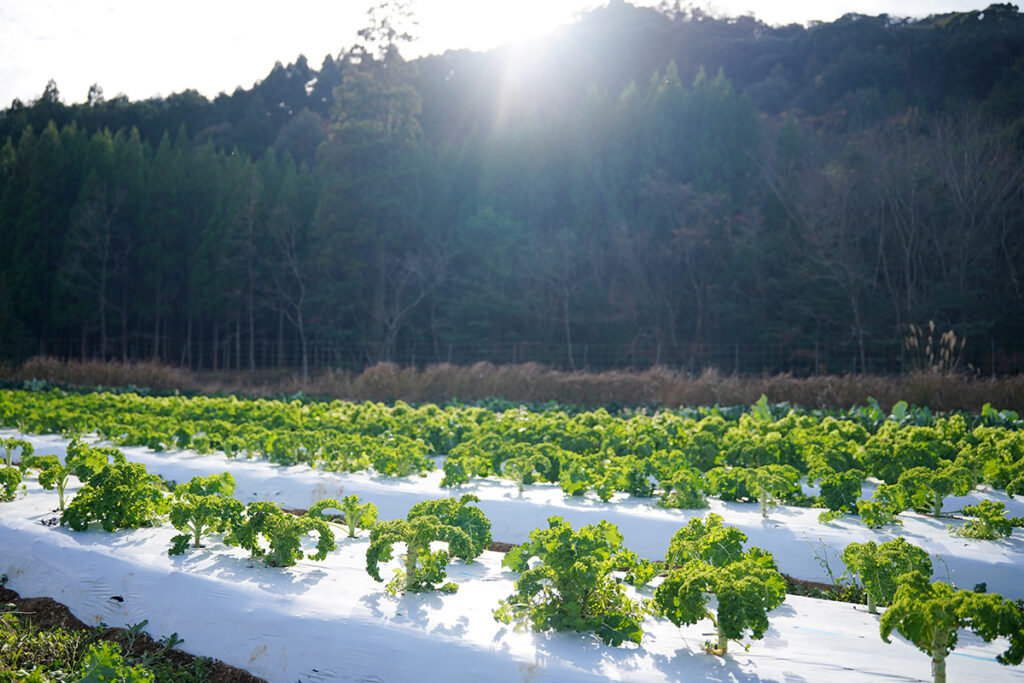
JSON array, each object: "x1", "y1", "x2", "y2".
[
  {"x1": 247, "y1": 178, "x2": 257, "y2": 373},
  {"x1": 181, "y1": 315, "x2": 192, "y2": 369},
  {"x1": 120, "y1": 293, "x2": 128, "y2": 363},
  {"x1": 153, "y1": 278, "x2": 162, "y2": 360},
  {"x1": 277, "y1": 310, "x2": 284, "y2": 368},
  {"x1": 235, "y1": 314, "x2": 242, "y2": 371},
  {"x1": 298, "y1": 308, "x2": 309, "y2": 383},
  {"x1": 563, "y1": 285, "x2": 575, "y2": 370},
  {"x1": 196, "y1": 320, "x2": 204, "y2": 371}
]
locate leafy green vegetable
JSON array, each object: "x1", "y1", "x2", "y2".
[
  {"x1": 366, "y1": 494, "x2": 491, "y2": 593},
  {"x1": 500, "y1": 448, "x2": 551, "y2": 494},
  {"x1": 751, "y1": 464, "x2": 801, "y2": 517},
  {"x1": 948, "y1": 500, "x2": 1019, "y2": 539},
  {"x1": 861, "y1": 424, "x2": 951, "y2": 484},
  {"x1": 880, "y1": 571, "x2": 1024, "y2": 683},
  {"x1": 62, "y1": 462, "x2": 168, "y2": 532},
  {"x1": 167, "y1": 473, "x2": 243, "y2": 555},
  {"x1": 495, "y1": 517, "x2": 646, "y2": 646},
  {"x1": 703, "y1": 465, "x2": 801, "y2": 516},
  {"x1": 225, "y1": 501, "x2": 336, "y2": 567},
  {"x1": 841, "y1": 538, "x2": 932, "y2": 614},
  {"x1": 855, "y1": 481, "x2": 907, "y2": 529},
  {"x1": 810, "y1": 467, "x2": 865, "y2": 513},
  {"x1": 0, "y1": 466, "x2": 23, "y2": 502},
  {"x1": 308, "y1": 494, "x2": 378, "y2": 538},
  {"x1": 653, "y1": 551, "x2": 786, "y2": 654},
  {"x1": 23, "y1": 438, "x2": 125, "y2": 513},
  {"x1": 665, "y1": 513, "x2": 748, "y2": 568},
  {"x1": 76, "y1": 641, "x2": 154, "y2": 683},
  {"x1": 657, "y1": 468, "x2": 708, "y2": 509},
  {"x1": 856, "y1": 500, "x2": 901, "y2": 529},
  {"x1": 1, "y1": 437, "x2": 33, "y2": 468},
  {"x1": 897, "y1": 463, "x2": 973, "y2": 516}
]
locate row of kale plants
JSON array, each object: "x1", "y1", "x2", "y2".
[
  {"x1": 3, "y1": 390, "x2": 1024, "y2": 537},
  {"x1": 1, "y1": 438, "x2": 1022, "y2": 683}
]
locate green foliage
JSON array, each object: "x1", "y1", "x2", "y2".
[
  {"x1": 665, "y1": 513, "x2": 748, "y2": 568},
  {"x1": 225, "y1": 501, "x2": 336, "y2": 567},
  {"x1": 653, "y1": 552, "x2": 786, "y2": 654},
  {"x1": 949, "y1": 500, "x2": 1017, "y2": 540},
  {"x1": 24, "y1": 437, "x2": 125, "y2": 512},
  {"x1": 0, "y1": 466, "x2": 22, "y2": 502},
  {"x1": 856, "y1": 500, "x2": 902, "y2": 529},
  {"x1": 406, "y1": 494, "x2": 492, "y2": 556},
  {"x1": 703, "y1": 466, "x2": 754, "y2": 502},
  {"x1": 366, "y1": 494, "x2": 491, "y2": 593},
  {"x1": 861, "y1": 424, "x2": 952, "y2": 484},
  {"x1": 308, "y1": 494, "x2": 378, "y2": 537},
  {"x1": 897, "y1": 463, "x2": 973, "y2": 516},
  {"x1": 856, "y1": 481, "x2": 907, "y2": 529},
  {"x1": 76, "y1": 641, "x2": 154, "y2": 683},
  {"x1": 62, "y1": 462, "x2": 167, "y2": 532},
  {"x1": 0, "y1": 602, "x2": 212, "y2": 683},
  {"x1": 495, "y1": 517, "x2": 646, "y2": 646},
  {"x1": 167, "y1": 472, "x2": 243, "y2": 555},
  {"x1": 703, "y1": 464, "x2": 801, "y2": 516},
  {"x1": 720, "y1": 421, "x2": 800, "y2": 470},
  {"x1": 751, "y1": 464, "x2": 801, "y2": 517},
  {"x1": 841, "y1": 538, "x2": 932, "y2": 614},
  {"x1": 880, "y1": 571, "x2": 1024, "y2": 683},
  {"x1": 811, "y1": 467, "x2": 865, "y2": 512},
  {"x1": 1, "y1": 437, "x2": 32, "y2": 468},
  {"x1": 657, "y1": 468, "x2": 708, "y2": 509},
  {"x1": 500, "y1": 448, "x2": 551, "y2": 493},
  {"x1": 655, "y1": 514, "x2": 784, "y2": 654}
]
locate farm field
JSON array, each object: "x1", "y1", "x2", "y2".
[{"x1": 1, "y1": 389, "x2": 1024, "y2": 681}]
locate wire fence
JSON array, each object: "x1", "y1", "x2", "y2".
[{"x1": 4, "y1": 333, "x2": 1023, "y2": 377}]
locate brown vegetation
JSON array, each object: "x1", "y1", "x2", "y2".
[{"x1": 6, "y1": 356, "x2": 1024, "y2": 413}]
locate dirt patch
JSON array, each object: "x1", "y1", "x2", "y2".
[{"x1": 488, "y1": 541, "x2": 518, "y2": 553}]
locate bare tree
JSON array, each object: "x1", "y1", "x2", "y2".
[
  {"x1": 59, "y1": 174, "x2": 129, "y2": 359},
  {"x1": 268, "y1": 206, "x2": 311, "y2": 382},
  {"x1": 372, "y1": 245, "x2": 448, "y2": 363},
  {"x1": 763, "y1": 133, "x2": 881, "y2": 371}
]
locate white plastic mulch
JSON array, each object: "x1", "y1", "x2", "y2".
[{"x1": 1, "y1": 429, "x2": 1023, "y2": 681}]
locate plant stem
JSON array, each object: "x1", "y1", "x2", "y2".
[
  {"x1": 404, "y1": 540, "x2": 420, "y2": 592},
  {"x1": 932, "y1": 631, "x2": 948, "y2": 683}
]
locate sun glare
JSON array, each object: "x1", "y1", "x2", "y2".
[{"x1": 416, "y1": 0, "x2": 593, "y2": 55}]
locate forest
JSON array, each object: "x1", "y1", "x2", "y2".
[{"x1": 1, "y1": 1, "x2": 1022, "y2": 379}]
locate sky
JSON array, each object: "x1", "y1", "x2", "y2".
[{"x1": 0, "y1": 0, "x2": 987, "y2": 108}]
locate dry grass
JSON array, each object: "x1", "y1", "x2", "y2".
[
  {"x1": 4, "y1": 356, "x2": 1023, "y2": 413},
  {"x1": 10, "y1": 356, "x2": 199, "y2": 393}
]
